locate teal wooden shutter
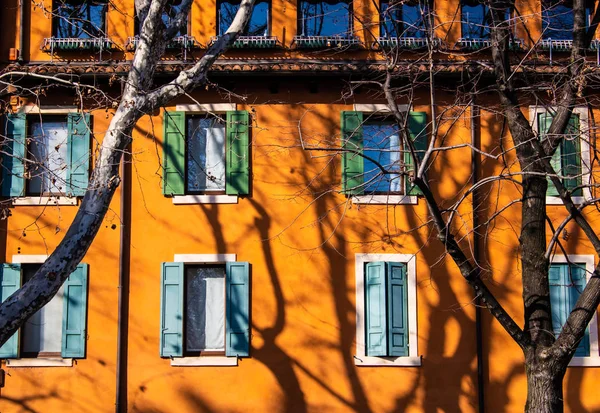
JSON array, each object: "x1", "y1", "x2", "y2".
[
  {"x1": 163, "y1": 111, "x2": 186, "y2": 196},
  {"x1": 387, "y1": 262, "x2": 409, "y2": 356},
  {"x1": 561, "y1": 115, "x2": 582, "y2": 196},
  {"x1": 225, "y1": 262, "x2": 250, "y2": 357},
  {"x1": 66, "y1": 113, "x2": 91, "y2": 196},
  {"x1": 62, "y1": 263, "x2": 89, "y2": 358},
  {"x1": 549, "y1": 263, "x2": 590, "y2": 357},
  {"x1": 0, "y1": 264, "x2": 21, "y2": 358},
  {"x1": 160, "y1": 262, "x2": 184, "y2": 357},
  {"x1": 226, "y1": 111, "x2": 250, "y2": 195},
  {"x1": 538, "y1": 113, "x2": 560, "y2": 196},
  {"x1": 1, "y1": 114, "x2": 26, "y2": 197},
  {"x1": 341, "y1": 111, "x2": 364, "y2": 195},
  {"x1": 365, "y1": 262, "x2": 387, "y2": 356},
  {"x1": 404, "y1": 112, "x2": 427, "y2": 195}
]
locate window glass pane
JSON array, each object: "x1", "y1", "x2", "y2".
[
  {"x1": 28, "y1": 117, "x2": 69, "y2": 195},
  {"x1": 186, "y1": 266, "x2": 226, "y2": 352},
  {"x1": 300, "y1": 0, "x2": 351, "y2": 37},
  {"x1": 187, "y1": 117, "x2": 226, "y2": 192},
  {"x1": 461, "y1": 1, "x2": 492, "y2": 39},
  {"x1": 22, "y1": 265, "x2": 64, "y2": 354},
  {"x1": 219, "y1": 0, "x2": 269, "y2": 36},
  {"x1": 381, "y1": 1, "x2": 428, "y2": 38},
  {"x1": 363, "y1": 121, "x2": 402, "y2": 193},
  {"x1": 542, "y1": 1, "x2": 593, "y2": 40},
  {"x1": 54, "y1": 0, "x2": 107, "y2": 38},
  {"x1": 163, "y1": 0, "x2": 187, "y2": 36}
]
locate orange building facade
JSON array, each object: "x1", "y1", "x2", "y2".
[{"x1": 0, "y1": 1, "x2": 600, "y2": 412}]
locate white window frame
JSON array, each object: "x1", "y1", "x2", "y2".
[
  {"x1": 530, "y1": 106, "x2": 591, "y2": 205},
  {"x1": 169, "y1": 253, "x2": 238, "y2": 367},
  {"x1": 171, "y1": 104, "x2": 239, "y2": 205},
  {"x1": 550, "y1": 254, "x2": 600, "y2": 367},
  {"x1": 351, "y1": 104, "x2": 418, "y2": 205},
  {"x1": 6, "y1": 254, "x2": 73, "y2": 368},
  {"x1": 355, "y1": 253, "x2": 421, "y2": 366}
]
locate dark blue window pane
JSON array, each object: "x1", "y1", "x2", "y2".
[
  {"x1": 163, "y1": 0, "x2": 187, "y2": 36},
  {"x1": 54, "y1": 0, "x2": 107, "y2": 38},
  {"x1": 542, "y1": 1, "x2": 593, "y2": 40},
  {"x1": 218, "y1": 0, "x2": 269, "y2": 36},
  {"x1": 363, "y1": 122, "x2": 402, "y2": 193},
  {"x1": 381, "y1": 1, "x2": 428, "y2": 38},
  {"x1": 461, "y1": 2, "x2": 492, "y2": 39},
  {"x1": 300, "y1": 1, "x2": 351, "y2": 37}
]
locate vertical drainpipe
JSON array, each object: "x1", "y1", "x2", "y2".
[
  {"x1": 471, "y1": 97, "x2": 485, "y2": 413},
  {"x1": 19, "y1": 0, "x2": 25, "y2": 63},
  {"x1": 115, "y1": 146, "x2": 131, "y2": 413}
]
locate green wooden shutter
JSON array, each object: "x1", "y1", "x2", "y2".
[
  {"x1": 404, "y1": 112, "x2": 427, "y2": 195},
  {"x1": 61, "y1": 263, "x2": 89, "y2": 358},
  {"x1": 561, "y1": 115, "x2": 582, "y2": 196},
  {"x1": 1, "y1": 114, "x2": 26, "y2": 197},
  {"x1": 387, "y1": 262, "x2": 409, "y2": 356},
  {"x1": 225, "y1": 262, "x2": 250, "y2": 357},
  {"x1": 162, "y1": 111, "x2": 186, "y2": 196},
  {"x1": 365, "y1": 262, "x2": 387, "y2": 356},
  {"x1": 66, "y1": 113, "x2": 91, "y2": 196},
  {"x1": 160, "y1": 262, "x2": 184, "y2": 357},
  {"x1": 538, "y1": 113, "x2": 561, "y2": 196},
  {"x1": 341, "y1": 111, "x2": 364, "y2": 195},
  {"x1": 226, "y1": 111, "x2": 250, "y2": 195},
  {"x1": 0, "y1": 264, "x2": 21, "y2": 358}
]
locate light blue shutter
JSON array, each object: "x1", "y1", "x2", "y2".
[
  {"x1": 2, "y1": 114, "x2": 26, "y2": 197},
  {"x1": 405, "y1": 112, "x2": 427, "y2": 195},
  {"x1": 162, "y1": 112, "x2": 186, "y2": 196},
  {"x1": 160, "y1": 262, "x2": 184, "y2": 357},
  {"x1": 567, "y1": 264, "x2": 590, "y2": 357},
  {"x1": 0, "y1": 264, "x2": 21, "y2": 358},
  {"x1": 226, "y1": 111, "x2": 250, "y2": 195},
  {"x1": 365, "y1": 262, "x2": 387, "y2": 356},
  {"x1": 66, "y1": 113, "x2": 91, "y2": 196},
  {"x1": 387, "y1": 262, "x2": 409, "y2": 356},
  {"x1": 225, "y1": 262, "x2": 250, "y2": 357},
  {"x1": 61, "y1": 263, "x2": 89, "y2": 358}
]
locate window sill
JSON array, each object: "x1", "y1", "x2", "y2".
[
  {"x1": 172, "y1": 195, "x2": 238, "y2": 205},
  {"x1": 546, "y1": 196, "x2": 585, "y2": 206},
  {"x1": 352, "y1": 195, "x2": 417, "y2": 205},
  {"x1": 568, "y1": 357, "x2": 600, "y2": 367},
  {"x1": 6, "y1": 358, "x2": 73, "y2": 367},
  {"x1": 354, "y1": 355, "x2": 422, "y2": 367},
  {"x1": 12, "y1": 196, "x2": 78, "y2": 206},
  {"x1": 170, "y1": 356, "x2": 238, "y2": 367}
]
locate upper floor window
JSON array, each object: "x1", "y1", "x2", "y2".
[
  {"x1": 162, "y1": 0, "x2": 188, "y2": 36},
  {"x1": 218, "y1": 0, "x2": 270, "y2": 36},
  {"x1": 461, "y1": 0, "x2": 493, "y2": 39},
  {"x1": 53, "y1": 0, "x2": 108, "y2": 39},
  {"x1": 299, "y1": 0, "x2": 352, "y2": 37},
  {"x1": 380, "y1": 0, "x2": 429, "y2": 38},
  {"x1": 542, "y1": 0, "x2": 594, "y2": 41}
]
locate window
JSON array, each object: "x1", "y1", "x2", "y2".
[
  {"x1": 299, "y1": 0, "x2": 352, "y2": 37},
  {"x1": 1, "y1": 113, "x2": 91, "y2": 199},
  {"x1": 162, "y1": 110, "x2": 250, "y2": 200},
  {"x1": 218, "y1": 0, "x2": 270, "y2": 36},
  {"x1": 355, "y1": 254, "x2": 419, "y2": 366},
  {"x1": 53, "y1": 0, "x2": 108, "y2": 39},
  {"x1": 162, "y1": 0, "x2": 188, "y2": 36},
  {"x1": 461, "y1": 0, "x2": 493, "y2": 39},
  {"x1": 340, "y1": 111, "x2": 427, "y2": 199},
  {"x1": 533, "y1": 107, "x2": 589, "y2": 200},
  {"x1": 160, "y1": 259, "x2": 250, "y2": 362},
  {"x1": 542, "y1": 0, "x2": 594, "y2": 41},
  {"x1": 549, "y1": 256, "x2": 600, "y2": 366},
  {"x1": 0, "y1": 263, "x2": 89, "y2": 361},
  {"x1": 380, "y1": 0, "x2": 429, "y2": 38}
]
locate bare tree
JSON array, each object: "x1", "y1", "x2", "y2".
[{"x1": 0, "y1": 0, "x2": 255, "y2": 349}]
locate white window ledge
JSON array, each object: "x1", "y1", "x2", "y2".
[
  {"x1": 12, "y1": 196, "x2": 78, "y2": 206},
  {"x1": 547, "y1": 196, "x2": 585, "y2": 206},
  {"x1": 170, "y1": 357, "x2": 238, "y2": 367},
  {"x1": 7, "y1": 358, "x2": 73, "y2": 367},
  {"x1": 569, "y1": 357, "x2": 600, "y2": 367},
  {"x1": 352, "y1": 195, "x2": 417, "y2": 205},
  {"x1": 174, "y1": 254, "x2": 236, "y2": 263},
  {"x1": 354, "y1": 355, "x2": 422, "y2": 367},
  {"x1": 172, "y1": 195, "x2": 238, "y2": 205}
]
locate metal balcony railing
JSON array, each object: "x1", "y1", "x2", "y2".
[
  {"x1": 292, "y1": 35, "x2": 361, "y2": 49},
  {"x1": 374, "y1": 37, "x2": 440, "y2": 50},
  {"x1": 42, "y1": 37, "x2": 117, "y2": 60},
  {"x1": 209, "y1": 35, "x2": 280, "y2": 49},
  {"x1": 126, "y1": 35, "x2": 198, "y2": 58},
  {"x1": 457, "y1": 37, "x2": 524, "y2": 51}
]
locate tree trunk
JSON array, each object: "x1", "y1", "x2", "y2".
[{"x1": 525, "y1": 351, "x2": 566, "y2": 413}]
